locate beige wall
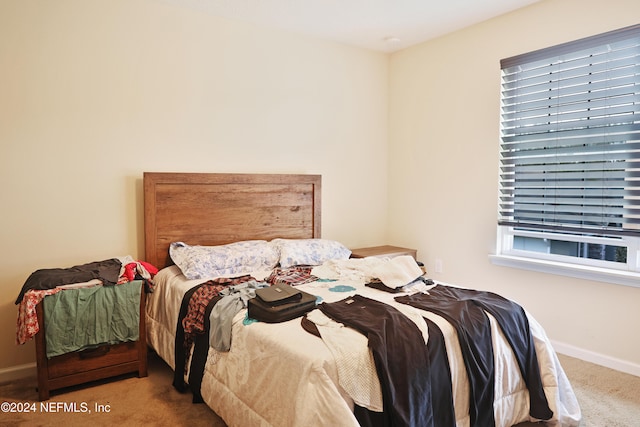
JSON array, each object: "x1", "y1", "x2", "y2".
[
  {"x1": 0, "y1": 0, "x2": 389, "y2": 370},
  {"x1": 2, "y1": 0, "x2": 639, "y2": 377},
  {"x1": 388, "y1": 0, "x2": 640, "y2": 373}
]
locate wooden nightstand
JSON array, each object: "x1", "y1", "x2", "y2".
[
  {"x1": 35, "y1": 281, "x2": 148, "y2": 400},
  {"x1": 350, "y1": 245, "x2": 417, "y2": 260}
]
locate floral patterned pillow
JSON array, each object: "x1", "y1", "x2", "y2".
[
  {"x1": 169, "y1": 241, "x2": 279, "y2": 280},
  {"x1": 271, "y1": 238, "x2": 352, "y2": 269}
]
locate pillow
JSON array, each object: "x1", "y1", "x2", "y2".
[
  {"x1": 271, "y1": 238, "x2": 352, "y2": 269},
  {"x1": 169, "y1": 241, "x2": 280, "y2": 280}
]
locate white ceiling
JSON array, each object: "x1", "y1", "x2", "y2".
[{"x1": 160, "y1": 0, "x2": 541, "y2": 52}]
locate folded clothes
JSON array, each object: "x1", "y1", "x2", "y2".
[{"x1": 371, "y1": 255, "x2": 423, "y2": 289}]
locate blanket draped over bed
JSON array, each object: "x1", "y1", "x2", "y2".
[{"x1": 175, "y1": 281, "x2": 556, "y2": 427}]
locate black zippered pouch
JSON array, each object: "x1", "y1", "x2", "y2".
[
  {"x1": 248, "y1": 289, "x2": 317, "y2": 323},
  {"x1": 255, "y1": 283, "x2": 302, "y2": 306}
]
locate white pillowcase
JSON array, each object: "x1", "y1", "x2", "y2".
[
  {"x1": 271, "y1": 238, "x2": 352, "y2": 269},
  {"x1": 169, "y1": 241, "x2": 279, "y2": 280}
]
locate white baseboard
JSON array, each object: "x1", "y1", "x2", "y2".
[
  {"x1": 0, "y1": 362, "x2": 36, "y2": 383},
  {"x1": 552, "y1": 340, "x2": 640, "y2": 378}
]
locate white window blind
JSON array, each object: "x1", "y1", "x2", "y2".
[{"x1": 499, "y1": 24, "x2": 640, "y2": 238}]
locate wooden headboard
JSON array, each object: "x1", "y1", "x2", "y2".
[{"x1": 143, "y1": 172, "x2": 322, "y2": 268}]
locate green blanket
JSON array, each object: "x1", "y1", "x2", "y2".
[{"x1": 43, "y1": 280, "x2": 142, "y2": 358}]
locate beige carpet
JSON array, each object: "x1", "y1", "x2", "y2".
[
  {"x1": 0, "y1": 352, "x2": 226, "y2": 427},
  {"x1": 1, "y1": 351, "x2": 639, "y2": 426}
]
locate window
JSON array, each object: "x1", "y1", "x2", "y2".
[{"x1": 493, "y1": 24, "x2": 640, "y2": 287}]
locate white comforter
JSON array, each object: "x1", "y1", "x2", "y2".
[{"x1": 145, "y1": 262, "x2": 581, "y2": 427}]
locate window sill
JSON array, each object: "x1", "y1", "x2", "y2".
[{"x1": 489, "y1": 254, "x2": 640, "y2": 288}]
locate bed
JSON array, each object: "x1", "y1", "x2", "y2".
[{"x1": 143, "y1": 172, "x2": 581, "y2": 427}]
